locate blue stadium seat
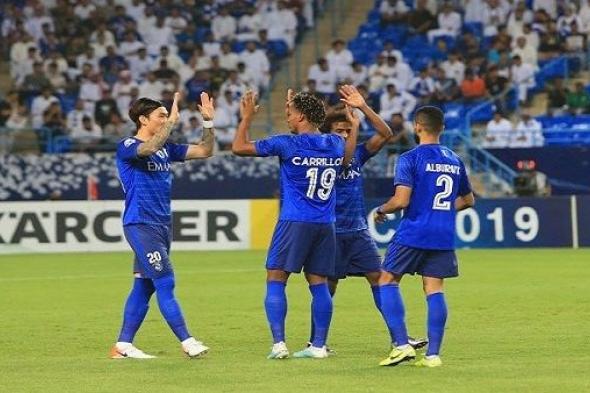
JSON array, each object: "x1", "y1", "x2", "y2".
[
  {"x1": 269, "y1": 40, "x2": 289, "y2": 58},
  {"x1": 463, "y1": 22, "x2": 483, "y2": 38}
]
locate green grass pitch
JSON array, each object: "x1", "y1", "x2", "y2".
[{"x1": 1, "y1": 249, "x2": 589, "y2": 393}]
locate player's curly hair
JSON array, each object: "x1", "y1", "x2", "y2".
[
  {"x1": 321, "y1": 105, "x2": 349, "y2": 133},
  {"x1": 129, "y1": 98, "x2": 164, "y2": 130},
  {"x1": 291, "y1": 92, "x2": 326, "y2": 129}
]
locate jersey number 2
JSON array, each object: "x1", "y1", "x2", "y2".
[
  {"x1": 432, "y1": 174, "x2": 453, "y2": 211},
  {"x1": 306, "y1": 168, "x2": 337, "y2": 201}
]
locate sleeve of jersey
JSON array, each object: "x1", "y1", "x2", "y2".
[
  {"x1": 167, "y1": 142, "x2": 189, "y2": 162},
  {"x1": 458, "y1": 162, "x2": 472, "y2": 196},
  {"x1": 117, "y1": 138, "x2": 140, "y2": 161},
  {"x1": 255, "y1": 136, "x2": 285, "y2": 157},
  {"x1": 393, "y1": 154, "x2": 414, "y2": 188}
]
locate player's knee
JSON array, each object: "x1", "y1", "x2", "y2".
[{"x1": 153, "y1": 274, "x2": 175, "y2": 292}]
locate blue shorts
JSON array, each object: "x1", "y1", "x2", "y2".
[
  {"x1": 123, "y1": 224, "x2": 174, "y2": 279},
  {"x1": 382, "y1": 241, "x2": 458, "y2": 279},
  {"x1": 266, "y1": 220, "x2": 336, "y2": 277},
  {"x1": 331, "y1": 229, "x2": 382, "y2": 280}
]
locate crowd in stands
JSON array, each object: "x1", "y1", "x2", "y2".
[
  {"x1": 0, "y1": 0, "x2": 317, "y2": 153},
  {"x1": 304, "y1": 0, "x2": 590, "y2": 150}
]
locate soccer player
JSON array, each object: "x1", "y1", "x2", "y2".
[
  {"x1": 374, "y1": 106, "x2": 475, "y2": 367},
  {"x1": 308, "y1": 85, "x2": 426, "y2": 351},
  {"x1": 111, "y1": 91, "x2": 216, "y2": 359},
  {"x1": 232, "y1": 89, "x2": 357, "y2": 359}
]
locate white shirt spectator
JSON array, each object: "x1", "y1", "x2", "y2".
[
  {"x1": 441, "y1": 58, "x2": 465, "y2": 85},
  {"x1": 379, "y1": 89, "x2": 417, "y2": 120},
  {"x1": 512, "y1": 118, "x2": 544, "y2": 147},
  {"x1": 74, "y1": 1, "x2": 96, "y2": 20},
  {"x1": 511, "y1": 61, "x2": 536, "y2": 102},
  {"x1": 203, "y1": 40, "x2": 222, "y2": 57},
  {"x1": 579, "y1": 3, "x2": 590, "y2": 34},
  {"x1": 70, "y1": 120, "x2": 102, "y2": 143},
  {"x1": 410, "y1": 75, "x2": 436, "y2": 98},
  {"x1": 427, "y1": 9, "x2": 462, "y2": 43},
  {"x1": 144, "y1": 23, "x2": 175, "y2": 56},
  {"x1": 386, "y1": 61, "x2": 414, "y2": 91},
  {"x1": 533, "y1": 0, "x2": 557, "y2": 19},
  {"x1": 308, "y1": 63, "x2": 338, "y2": 94},
  {"x1": 90, "y1": 29, "x2": 116, "y2": 48},
  {"x1": 325, "y1": 46, "x2": 354, "y2": 80},
  {"x1": 240, "y1": 47, "x2": 270, "y2": 89},
  {"x1": 380, "y1": 0, "x2": 409, "y2": 17},
  {"x1": 66, "y1": 106, "x2": 92, "y2": 133},
  {"x1": 265, "y1": 5, "x2": 297, "y2": 49},
  {"x1": 484, "y1": 117, "x2": 512, "y2": 148},
  {"x1": 138, "y1": 78, "x2": 165, "y2": 99},
  {"x1": 219, "y1": 50, "x2": 240, "y2": 71},
  {"x1": 128, "y1": 51, "x2": 154, "y2": 82},
  {"x1": 237, "y1": 12, "x2": 264, "y2": 41},
  {"x1": 166, "y1": 14, "x2": 188, "y2": 35},
  {"x1": 155, "y1": 51, "x2": 184, "y2": 71},
  {"x1": 112, "y1": 78, "x2": 139, "y2": 115},
  {"x1": 220, "y1": 77, "x2": 248, "y2": 100},
  {"x1": 119, "y1": 37, "x2": 144, "y2": 58},
  {"x1": 482, "y1": 3, "x2": 509, "y2": 37},
  {"x1": 464, "y1": 0, "x2": 484, "y2": 23},
  {"x1": 348, "y1": 64, "x2": 368, "y2": 86},
  {"x1": 9, "y1": 37, "x2": 37, "y2": 79},
  {"x1": 77, "y1": 51, "x2": 100, "y2": 72},
  {"x1": 25, "y1": 12, "x2": 54, "y2": 41},
  {"x1": 212, "y1": 13, "x2": 237, "y2": 41},
  {"x1": 125, "y1": 0, "x2": 146, "y2": 22},
  {"x1": 79, "y1": 80, "x2": 103, "y2": 113},
  {"x1": 512, "y1": 39, "x2": 538, "y2": 68},
  {"x1": 31, "y1": 93, "x2": 59, "y2": 128}
]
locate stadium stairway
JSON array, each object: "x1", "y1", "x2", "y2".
[{"x1": 259, "y1": 0, "x2": 374, "y2": 134}]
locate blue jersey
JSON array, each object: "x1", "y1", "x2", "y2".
[
  {"x1": 255, "y1": 133, "x2": 345, "y2": 223},
  {"x1": 335, "y1": 144, "x2": 374, "y2": 233},
  {"x1": 116, "y1": 137, "x2": 188, "y2": 226},
  {"x1": 393, "y1": 144, "x2": 471, "y2": 250}
]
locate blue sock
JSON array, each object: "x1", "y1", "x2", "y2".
[
  {"x1": 371, "y1": 285, "x2": 383, "y2": 315},
  {"x1": 310, "y1": 283, "x2": 333, "y2": 348},
  {"x1": 117, "y1": 278, "x2": 155, "y2": 343},
  {"x1": 309, "y1": 283, "x2": 336, "y2": 343},
  {"x1": 153, "y1": 274, "x2": 191, "y2": 342},
  {"x1": 380, "y1": 284, "x2": 408, "y2": 346},
  {"x1": 264, "y1": 281, "x2": 287, "y2": 343},
  {"x1": 426, "y1": 292, "x2": 448, "y2": 356}
]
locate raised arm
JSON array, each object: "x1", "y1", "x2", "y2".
[
  {"x1": 342, "y1": 104, "x2": 359, "y2": 167},
  {"x1": 185, "y1": 92, "x2": 216, "y2": 159},
  {"x1": 137, "y1": 92, "x2": 180, "y2": 157},
  {"x1": 231, "y1": 90, "x2": 259, "y2": 156},
  {"x1": 339, "y1": 84, "x2": 392, "y2": 154}
]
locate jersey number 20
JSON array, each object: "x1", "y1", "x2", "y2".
[
  {"x1": 432, "y1": 174, "x2": 453, "y2": 211},
  {"x1": 306, "y1": 168, "x2": 337, "y2": 200}
]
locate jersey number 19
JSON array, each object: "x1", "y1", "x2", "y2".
[{"x1": 305, "y1": 168, "x2": 337, "y2": 201}]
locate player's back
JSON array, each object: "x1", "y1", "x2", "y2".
[
  {"x1": 256, "y1": 133, "x2": 345, "y2": 223},
  {"x1": 394, "y1": 144, "x2": 471, "y2": 250}
]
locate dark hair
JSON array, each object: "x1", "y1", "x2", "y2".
[
  {"x1": 414, "y1": 106, "x2": 444, "y2": 134},
  {"x1": 129, "y1": 97, "x2": 164, "y2": 130},
  {"x1": 321, "y1": 107, "x2": 349, "y2": 133},
  {"x1": 291, "y1": 92, "x2": 326, "y2": 128}
]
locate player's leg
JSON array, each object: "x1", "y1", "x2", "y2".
[
  {"x1": 414, "y1": 276, "x2": 445, "y2": 367},
  {"x1": 111, "y1": 275, "x2": 156, "y2": 359},
  {"x1": 308, "y1": 278, "x2": 337, "y2": 349},
  {"x1": 414, "y1": 250, "x2": 457, "y2": 367},
  {"x1": 265, "y1": 269, "x2": 290, "y2": 359},
  {"x1": 378, "y1": 242, "x2": 424, "y2": 366}
]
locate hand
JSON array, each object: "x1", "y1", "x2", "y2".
[
  {"x1": 240, "y1": 90, "x2": 259, "y2": 119},
  {"x1": 344, "y1": 104, "x2": 360, "y2": 129},
  {"x1": 198, "y1": 92, "x2": 215, "y2": 121},
  {"x1": 168, "y1": 91, "x2": 181, "y2": 124},
  {"x1": 373, "y1": 208, "x2": 387, "y2": 224},
  {"x1": 339, "y1": 84, "x2": 366, "y2": 108}
]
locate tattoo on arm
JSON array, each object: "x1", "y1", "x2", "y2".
[
  {"x1": 201, "y1": 127, "x2": 215, "y2": 149},
  {"x1": 137, "y1": 120, "x2": 175, "y2": 156}
]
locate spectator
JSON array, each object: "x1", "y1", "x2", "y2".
[
  {"x1": 70, "y1": 115, "x2": 102, "y2": 152},
  {"x1": 441, "y1": 50, "x2": 465, "y2": 85},
  {"x1": 510, "y1": 55, "x2": 536, "y2": 105},
  {"x1": 379, "y1": 0, "x2": 410, "y2": 26},
  {"x1": 184, "y1": 70, "x2": 211, "y2": 102},
  {"x1": 325, "y1": 39, "x2": 354, "y2": 81},
  {"x1": 265, "y1": 1, "x2": 297, "y2": 50},
  {"x1": 212, "y1": 7, "x2": 236, "y2": 42},
  {"x1": 381, "y1": 41, "x2": 403, "y2": 63},
  {"x1": 208, "y1": 56, "x2": 229, "y2": 91},
  {"x1": 138, "y1": 72, "x2": 165, "y2": 99},
  {"x1": 31, "y1": 87, "x2": 59, "y2": 129},
  {"x1": 384, "y1": 55, "x2": 413, "y2": 92},
  {"x1": 388, "y1": 112, "x2": 416, "y2": 153},
  {"x1": 546, "y1": 78, "x2": 568, "y2": 116},
  {"x1": 112, "y1": 70, "x2": 139, "y2": 115},
  {"x1": 66, "y1": 99, "x2": 92, "y2": 133},
  {"x1": 409, "y1": 68, "x2": 435, "y2": 105},
  {"x1": 379, "y1": 83, "x2": 417, "y2": 120},
  {"x1": 511, "y1": 36, "x2": 538, "y2": 69},
  {"x1": 512, "y1": 112, "x2": 544, "y2": 148},
  {"x1": 427, "y1": 2, "x2": 462, "y2": 44},
  {"x1": 46, "y1": 62, "x2": 67, "y2": 94},
  {"x1": 460, "y1": 69, "x2": 486, "y2": 102},
  {"x1": 128, "y1": 46, "x2": 153, "y2": 82},
  {"x1": 432, "y1": 67, "x2": 460, "y2": 105},
  {"x1": 219, "y1": 42, "x2": 240, "y2": 71},
  {"x1": 308, "y1": 58, "x2": 337, "y2": 96},
  {"x1": 538, "y1": 22, "x2": 564, "y2": 61},
  {"x1": 166, "y1": 7, "x2": 188, "y2": 35},
  {"x1": 347, "y1": 62, "x2": 368, "y2": 87},
  {"x1": 566, "y1": 82, "x2": 590, "y2": 115},
  {"x1": 239, "y1": 41, "x2": 270, "y2": 91},
  {"x1": 483, "y1": 111, "x2": 512, "y2": 148},
  {"x1": 94, "y1": 89, "x2": 121, "y2": 128},
  {"x1": 407, "y1": 0, "x2": 435, "y2": 34},
  {"x1": 237, "y1": 6, "x2": 264, "y2": 41},
  {"x1": 484, "y1": 65, "x2": 510, "y2": 115}
]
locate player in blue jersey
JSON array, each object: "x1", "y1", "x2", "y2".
[
  {"x1": 374, "y1": 106, "x2": 475, "y2": 367},
  {"x1": 232, "y1": 89, "x2": 357, "y2": 359},
  {"x1": 307, "y1": 85, "x2": 426, "y2": 352},
  {"x1": 111, "y1": 92, "x2": 216, "y2": 359}
]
